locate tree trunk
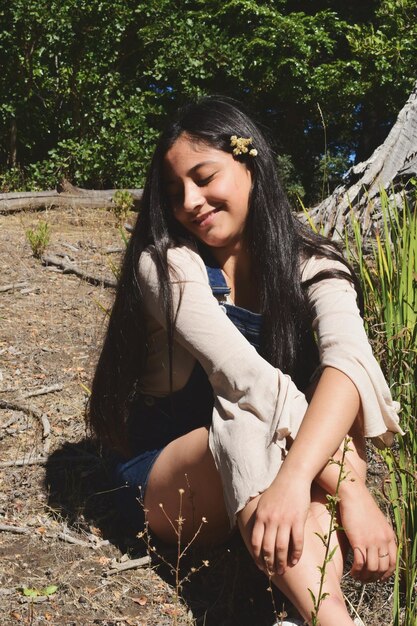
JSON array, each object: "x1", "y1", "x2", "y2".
[
  {"x1": 304, "y1": 81, "x2": 417, "y2": 239},
  {"x1": 9, "y1": 117, "x2": 17, "y2": 168}
]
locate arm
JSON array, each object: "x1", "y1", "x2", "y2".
[
  {"x1": 252, "y1": 367, "x2": 396, "y2": 580},
  {"x1": 251, "y1": 257, "x2": 399, "y2": 579},
  {"x1": 251, "y1": 366, "x2": 358, "y2": 573}
]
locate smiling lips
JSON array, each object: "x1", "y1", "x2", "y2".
[{"x1": 193, "y1": 207, "x2": 221, "y2": 227}]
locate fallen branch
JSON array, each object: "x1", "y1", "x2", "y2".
[
  {"x1": 0, "y1": 449, "x2": 102, "y2": 468},
  {"x1": 105, "y1": 556, "x2": 151, "y2": 576},
  {"x1": 0, "y1": 398, "x2": 50, "y2": 437},
  {"x1": 61, "y1": 242, "x2": 80, "y2": 253},
  {"x1": 105, "y1": 245, "x2": 124, "y2": 254},
  {"x1": 53, "y1": 532, "x2": 109, "y2": 550},
  {"x1": 56, "y1": 531, "x2": 93, "y2": 548},
  {"x1": 0, "y1": 523, "x2": 29, "y2": 534},
  {"x1": 19, "y1": 286, "x2": 40, "y2": 295},
  {"x1": 41, "y1": 254, "x2": 117, "y2": 288},
  {"x1": 0, "y1": 588, "x2": 14, "y2": 596},
  {"x1": 1, "y1": 415, "x2": 18, "y2": 428},
  {"x1": 0, "y1": 281, "x2": 28, "y2": 293},
  {"x1": 22, "y1": 383, "x2": 63, "y2": 399},
  {"x1": 0, "y1": 522, "x2": 109, "y2": 551},
  {"x1": 20, "y1": 595, "x2": 49, "y2": 604},
  {"x1": 0, "y1": 455, "x2": 47, "y2": 468}
]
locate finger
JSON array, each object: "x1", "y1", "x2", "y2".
[
  {"x1": 376, "y1": 548, "x2": 390, "y2": 578},
  {"x1": 364, "y1": 545, "x2": 380, "y2": 582},
  {"x1": 274, "y1": 527, "x2": 290, "y2": 575},
  {"x1": 350, "y1": 545, "x2": 366, "y2": 579},
  {"x1": 289, "y1": 519, "x2": 304, "y2": 566},
  {"x1": 381, "y1": 539, "x2": 398, "y2": 581},
  {"x1": 251, "y1": 520, "x2": 265, "y2": 568},
  {"x1": 262, "y1": 525, "x2": 279, "y2": 574}
]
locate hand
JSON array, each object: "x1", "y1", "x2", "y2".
[
  {"x1": 339, "y1": 482, "x2": 397, "y2": 582},
  {"x1": 250, "y1": 473, "x2": 311, "y2": 576}
]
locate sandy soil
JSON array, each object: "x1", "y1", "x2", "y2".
[{"x1": 0, "y1": 206, "x2": 395, "y2": 625}]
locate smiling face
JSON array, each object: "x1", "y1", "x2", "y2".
[{"x1": 163, "y1": 134, "x2": 252, "y2": 252}]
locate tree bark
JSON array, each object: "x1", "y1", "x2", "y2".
[
  {"x1": 9, "y1": 117, "x2": 17, "y2": 168},
  {"x1": 304, "y1": 81, "x2": 417, "y2": 239}
]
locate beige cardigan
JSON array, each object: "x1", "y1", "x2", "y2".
[{"x1": 137, "y1": 243, "x2": 402, "y2": 525}]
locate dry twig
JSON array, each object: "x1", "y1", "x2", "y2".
[
  {"x1": 41, "y1": 253, "x2": 117, "y2": 288},
  {"x1": 0, "y1": 281, "x2": 28, "y2": 293},
  {"x1": 22, "y1": 383, "x2": 63, "y2": 399},
  {"x1": 20, "y1": 596, "x2": 49, "y2": 604},
  {"x1": 56, "y1": 531, "x2": 93, "y2": 548},
  {"x1": 104, "y1": 245, "x2": 124, "y2": 254},
  {"x1": 105, "y1": 556, "x2": 151, "y2": 576},
  {"x1": 0, "y1": 523, "x2": 29, "y2": 534},
  {"x1": 0, "y1": 522, "x2": 109, "y2": 551},
  {"x1": 0, "y1": 398, "x2": 51, "y2": 440},
  {"x1": 0, "y1": 455, "x2": 47, "y2": 468}
]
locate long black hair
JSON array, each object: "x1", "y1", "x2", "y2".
[{"x1": 87, "y1": 96, "x2": 362, "y2": 454}]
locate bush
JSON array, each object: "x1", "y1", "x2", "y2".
[{"x1": 26, "y1": 220, "x2": 51, "y2": 258}]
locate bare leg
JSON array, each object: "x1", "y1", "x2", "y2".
[
  {"x1": 238, "y1": 497, "x2": 355, "y2": 626},
  {"x1": 144, "y1": 426, "x2": 230, "y2": 545},
  {"x1": 144, "y1": 420, "x2": 367, "y2": 624}
]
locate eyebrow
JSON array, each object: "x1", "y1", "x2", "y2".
[
  {"x1": 165, "y1": 160, "x2": 218, "y2": 185},
  {"x1": 187, "y1": 160, "x2": 218, "y2": 174}
]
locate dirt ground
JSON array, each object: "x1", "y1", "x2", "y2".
[{"x1": 0, "y1": 206, "x2": 396, "y2": 626}]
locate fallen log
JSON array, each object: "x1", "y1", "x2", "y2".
[{"x1": 0, "y1": 179, "x2": 143, "y2": 215}]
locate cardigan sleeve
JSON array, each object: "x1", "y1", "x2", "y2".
[
  {"x1": 301, "y1": 255, "x2": 403, "y2": 448},
  {"x1": 138, "y1": 244, "x2": 308, "y2": 524}
]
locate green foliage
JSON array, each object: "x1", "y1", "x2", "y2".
[
  {"x1": 21, "y1": 585, "x2": 58, "y2": 598},
  {"x1": 0, "y1": 1, "x2": 416, "y2": 201},
  {"x1": 26, "y1": 220, "x2": 50, "y2": 258},
  {"x1": 0, "y1": 166, "x2": 25, "y2": 192},
  {"x1": 275, "y1": 154, "x2": 305, "y2": 205},
  {"x1": 111, "y1": 189, "x2": 134, "y2": 223}
]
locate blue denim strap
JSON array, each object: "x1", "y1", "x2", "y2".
[{"x1": 205, "y1": 264, "x2": 231, "y2": 296}]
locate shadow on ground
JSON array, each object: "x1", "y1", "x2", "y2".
[{"x1": 45, "y1": 441, "x2": 296, "y2": 626}]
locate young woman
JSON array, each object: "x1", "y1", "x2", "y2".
[{"x1": 88, "y1": 97, "x2": 402, "y2": 625}]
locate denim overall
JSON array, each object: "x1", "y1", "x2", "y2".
[{"x1": 114, "y1": 257, "x2": 263, "y2": 531}]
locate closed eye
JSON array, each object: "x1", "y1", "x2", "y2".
[{"x1": 196, "y1": 174, "x2": 215, "y2": 186}]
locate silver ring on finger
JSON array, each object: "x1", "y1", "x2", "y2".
[{"x1": 378, "y1": 552, "x2": 389, "y2": 558}]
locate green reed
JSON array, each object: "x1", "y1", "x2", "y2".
[{"x1": 347, "y1": 188, "x2": 416, "y2": 625}]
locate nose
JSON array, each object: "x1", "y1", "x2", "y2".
[{"x1": 182, "y1": 181, "x2": 204, "y2": 213}]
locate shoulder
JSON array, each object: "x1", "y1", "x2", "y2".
[
  {"x1": 299, "y1": 251, "x2": 360, "y2": 316},
  {"x1": 138, "y1": 241, "x2": 208, "y2": 285},
  {"x1": 299, "y1": 251, "x2": 352, "y2": 283}
]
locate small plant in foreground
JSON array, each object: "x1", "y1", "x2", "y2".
[
  {"x1": 138, "y1": 480, "x2": 209, "y2": 626},
  {"x1": 26, "y1": 220, "x2": 50, "y2": 258},
  {"x1": 21, "y1": 585, "x2": 58, "y2": 598},
  {"x1": 111, "y1": 189, "x2": 134, "y2": 223},
  {"x1": 309, "y1": 438, "x2": 351, "y2": 626},
  {"x1": 266, "y1": 569, "x2": 289, "y2": 626}
]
